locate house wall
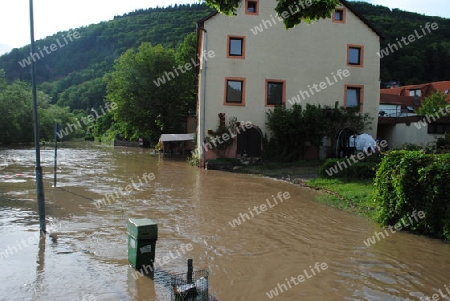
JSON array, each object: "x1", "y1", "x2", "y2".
[
  {"x1": 378, "y1": 123, "x2": 442, "y2": 148},
  {"x1": 197, "y1": 0, "x2": 381, "y2": 160}
]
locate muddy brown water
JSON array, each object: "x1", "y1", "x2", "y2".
[{"x1": 0, "y1": 142, "x2": 449, "y2": 301}]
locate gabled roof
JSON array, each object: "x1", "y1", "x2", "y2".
[
  {"x1": 197, "y1": 0, "x2": 384, "y2": 39},
  {"x1": 381, "y1": 87, "x2": 403, "y2": 95},
  {"x1": 381, "y1": 81, "x2": 450, "y2": 101}
]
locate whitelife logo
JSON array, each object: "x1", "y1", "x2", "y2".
[
  {"x1": 18, "y1": 30, "x2": 81, "y2": 68},
  {"x1": 153, "y1": 50, "x2": 215, "y2": 87},
  {"x1": 287, "y1": 69, "x2": 350, "y2": 106},
  {"x1": 250, "y1": 0, "x2": 314, "y2": 35},
  {"x1": 377, "y1": 22, "x2": 439, "y2": 58},
  {"x1": 228, "y1": 192, "x2": 291, "y2": 228},
  {"x1": 266, "y1": 262, "x2": 328, "y2": 299},
  {"x1": 363, "y1": 210, "x2": 426, "y2": 247}
]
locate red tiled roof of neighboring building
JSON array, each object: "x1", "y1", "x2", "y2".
[
  {"x1": 431, "y1": 81, "x2": 450, "y2": 101},
  {"x1": 380, "y1": 87, "x2": 403, "y2": 95},
  {"x1": 380, "y1": 94, "x2": 415, "y2": 105},
  {"x1": 381, "y1": 81, "x2": 450, "y2": 102}
]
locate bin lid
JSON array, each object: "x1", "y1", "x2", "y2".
[
  {"x1": 127, "y1": 218, "x2": 158, "y2": 239},
  {"x1": 128, "y1": 218, "x2": 156, "y2": 227}
]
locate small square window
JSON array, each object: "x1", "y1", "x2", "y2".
[
  {"x1": 266, "y1": 81, "x2": 285, "y2": 106},
  {"x1": 245, "y1": 0, "x2": 259, "y2": 15},
  {"x1": 229, "y1": 39, "x2": 243, "y2": 56},
  {"x1": 227, "y1": 36, "x2": 245, "y2": 58},
  {"x1": 347, "y1": 45, "x2": 364, "y2": 67},
  {"x1": 333, "y1": 8, "x2": 346, "y2": 23},
  {"x1": 248, "y1": 1, "x2": 257, "y2": 13},
  {"x1": 226, "y1": 80, "x2": 244, "y2": 103},
  {"x1": 349, "y1": 47, "x2": 361, "y2": 65},
  {"x1": 346, "y1": 87, "x2": 361, "y2": 108}
]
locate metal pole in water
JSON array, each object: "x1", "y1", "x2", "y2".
[
  {"x1": 29, "y1": 0, "x2": 46, "y2": 233},
  {"x1": 187, "y1": 259, "x2": 193, "y2": 284},
  {"x1": 53, "y1": 123, "x2": 58, "y2": 187}
]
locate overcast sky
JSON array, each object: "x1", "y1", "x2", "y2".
[{"x1": 0, "y1": 0, "x2": 449, "y2": 55}]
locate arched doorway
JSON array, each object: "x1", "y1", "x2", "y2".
[
  {"x1": 236, "y1": 127, "x2": 262, "y2": 157},
  {"x1": 335, "y1": 128, "x2": 358, "y2": 158}
]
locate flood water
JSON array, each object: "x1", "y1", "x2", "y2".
[{"x1": 0, "y1": 142, "x2": 449, "y2": 301}]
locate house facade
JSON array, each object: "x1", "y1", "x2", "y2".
[
  {"x1": 377, "y1": 81, "x2": 450, "y2": 148},
  {"x1": 196, "y1": 0, "x2": 382, "y2": 166}
]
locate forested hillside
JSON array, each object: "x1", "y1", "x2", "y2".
[
  {"x1": 351, "y1": 1, "x2": 450, "y2": 85},
  {"x1": 0, "y1": 2, "x2": 449, "y2": 145},
  {"x1": 0, "y1": 4, "x2": 214, "y2": 107}
]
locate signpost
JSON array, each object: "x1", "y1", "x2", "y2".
[{"x1": 29, "y1": 0, "x2": 46, "y2": 233}]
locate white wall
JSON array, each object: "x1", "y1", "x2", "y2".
[{"x1": 198, "y1": 0, "x2": 381, "y2": 154}]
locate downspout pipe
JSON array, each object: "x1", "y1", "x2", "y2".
[{"x1": 197, "y1": 25, "x2": 208, "y2": 167}]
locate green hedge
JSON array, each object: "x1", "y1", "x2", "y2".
[
  {"x1": 373, "y1": 151, "x2": 450, "y2": 241},
  {"x1": 319, "y1": 158, "x2": 377, "y2": 180}
]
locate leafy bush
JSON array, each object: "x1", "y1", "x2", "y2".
[
  {"x1": 319, "y1": 158, "x2": 377, "y2": 180},
  {"x1": 265, "y1": 103, "x2": 372, "y2": 161},
  {"x1": 187, "y1": 150, "x2": 200, "y2": 167},
  {"x1": 393, "y1": 143, "x2": 425, "y2": 151},
  {"x1": 373, "y1": 151, "x2": 450, "y2": 241}
]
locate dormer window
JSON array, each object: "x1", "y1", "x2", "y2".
[{"x1": 409, "y1": 89, "x2": 422, "y2": 97}]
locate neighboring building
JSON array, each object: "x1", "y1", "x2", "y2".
[
  {"x1": 196, "y1": 0, "x2": 382, "y2": 166},
  {"x1": 378, "y1": 81, "x2": 450, "y2": 148},
  {"x1": 381, "y1": 81, "x2": 450, "y2": 102}
]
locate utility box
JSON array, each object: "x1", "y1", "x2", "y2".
[{"x1": 127, "y1": 218, "x2": 158, "y2": 270}]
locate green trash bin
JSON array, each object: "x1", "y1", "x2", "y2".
[{"x1": 127, "y1": 218, "x2": 158, "y2": 270}]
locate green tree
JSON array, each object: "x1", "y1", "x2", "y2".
[
  {"x1": 204, "y1": 0, "x2": 339, "y2": 28},
  {"x1": 416, "y1": 92, "x2": 449, "y2": 116},
  {"x1": 106, "y1": 42, "x2": 191, "y2": 143},
  {"x1": 0, "y1": 80, "x2": 33, "y2": 144},
  {"x1": 0, "y1": 70, "x2": 77, "y2": 144}
]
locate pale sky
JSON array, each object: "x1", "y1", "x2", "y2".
[{"x1": 0, "y1": 0, "x2": 449, "y2": 55}]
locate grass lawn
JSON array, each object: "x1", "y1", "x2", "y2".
[
  {"x1": 307, "y1": 178, "x2": 376, "y2": 218},
  {"x1": 234, "y1": 161, "x2": 377, "y2": 219},
  {"x1": 234, "y1": 160, "x2": 321, "y2": 179}
]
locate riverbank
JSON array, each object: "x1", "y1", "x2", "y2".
[{"x1": 232, "y1": 161, "x2": 376, "y2": 219}]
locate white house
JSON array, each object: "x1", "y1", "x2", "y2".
[{"x1": 196, "y1": 0, "x2": 382, "y2": 166}]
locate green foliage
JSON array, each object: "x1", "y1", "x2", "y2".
[
  {"x1": 106, "y1": 41, "x2": 195, "y2": 143},
  {"x1": 203, "y1": 0, "x2": 240, "y2": 16},
  {"x1": 187, "y1": 152, "x2": 200, "y2": 167},
  {"x1": 308, "y1": 178, "x2": 376, "y2": 216},
  {"x1": 204, "y1": 0, "x2": 339, "y2": 28},
  {"x1": 57, "y1": 77, "x2": 107, "y2": 111},
  {"x1": 275, "y1": 0, "x2": 340, "y2": 27},
  {"x1": 392, "y1": 143, "x2": 425, "y2": 151},
  {"x1": 265, "y1": 103, "x2": 372, "y2": 161},
  {"x1": 416, "y1": 92, "x2": 449, "y2": 116},
  {"x1": 373, "y1": 151, "x2": 450, "y2": 241},
  {"x1": 319, "y1": 157, "x2": 378, "y2": 180},
  {"x1": 0, "y1": 70, "x2": 77, "y2": 144},
  {"x1": 0, "y1": 4, "x2": 213, "y2": 84}
]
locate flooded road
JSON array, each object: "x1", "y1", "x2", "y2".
[{"x1": 0, "y1": 142, "x2": 449, "y2": 301}]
